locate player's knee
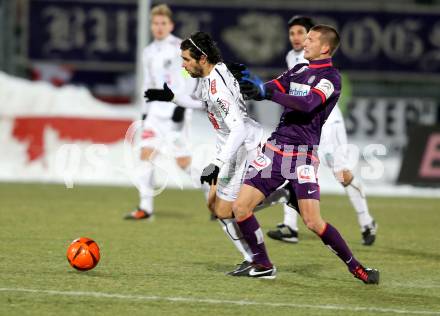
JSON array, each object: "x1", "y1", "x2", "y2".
[
  {"x1": 232, "y1": 200, "x2": 251, "y2": 221},
  {"x1": 302, "y1": 216, "x2": 320, "y2": 233},
  {"x1": 302, "y1": 217, "x2": 314, "y2": 231},
  {"x1": 215, "y1": 211, "x2": 233, "y2": 219},
  {"x1": 176, "y1": 157, "x2": 191, "y2": 169},
  {"x1": 341, "y1": 170, "x2": 353, "y2": 186},
  {"x1": 140, "y1": 147, "x2": 155, "y2": 161},
  {"x1": 215, "y1": 206, "x2": 233, "y2": 219},
  {"x1": 334, "y1": 170, "x2": 344, "y2": 184},
  {"x1": 335, "y1": 169, "x2": 353, "y2": 187}
]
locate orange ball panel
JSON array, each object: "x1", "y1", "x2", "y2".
[{"x1": 66, "y1": 237, "x2": 100, "y2": 271}]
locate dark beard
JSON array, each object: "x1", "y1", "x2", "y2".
[
  {"x1": 189, "y1": 72, "x2": 200, "y2": 78},
  {"x1": 189, "y1": 64, "x2": 203, "y2": 77}
]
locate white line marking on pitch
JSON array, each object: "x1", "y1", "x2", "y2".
[{"x1": 1, "y1": 287, "x2": 440, "y2": 315}]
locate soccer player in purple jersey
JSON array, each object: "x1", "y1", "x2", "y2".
[
  {"x1": 230, "y1": 25, "x2": 380, "y2": 283},
  {"x1": 267, "y1": 16, "x2": 377, "y2": 246}
]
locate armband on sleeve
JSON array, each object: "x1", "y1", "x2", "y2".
[{"x1": 311, "y1": 79, "x2": 335, "y2": 103}]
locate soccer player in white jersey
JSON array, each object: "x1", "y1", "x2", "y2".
[
  {"x1": 267, "y1": 16, "x2": 378, "y2": 245},
  {"x1": 143, "y1": 31, "x2": 289, "y2": 275},
  {"x1": 124, "y1": 4, "x2": 201, "y2": 220},
  {"x1": 180, "y1": 31, "x2": 268, "y2": 275},
  {"x1": 175, "y1": 31, "x2": 299, "y2": 276}
]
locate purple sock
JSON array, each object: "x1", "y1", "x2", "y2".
[
  {"x1": 237, "y1": 214, "x2": 272, "y2": 267},
  {"x1": 319, "y1": 223, "x2": 360, "y2": 272}
]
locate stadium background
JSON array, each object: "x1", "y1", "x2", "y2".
[
  {"x1": 1, "y1": 1, "x2": 440, "y2": 315},
  {"x1": 1, "y1": 0, "x2": 440, "y2": 194}
]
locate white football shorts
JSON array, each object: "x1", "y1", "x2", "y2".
[
  {"x1": 319, "y1": 105, "x2": 351, "y2": 173},
  {"x1": 216, "y1": 145, "x2": 259, "y2": 202},
  {"x1": 139, "y1": 114, "x2": 191, "y2": 158}
]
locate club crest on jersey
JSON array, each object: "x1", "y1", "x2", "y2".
[
  {"x1": 216, "y1": 98, "x2": 230, "y2": 115},
  {"x1": 211, "y1": 79, "x2": 217, "y2": 94},
  {"x1": 307, "y1": 75, "x2": 316, "y2": 84},
  {"x1": 297, "y1": 165, "x2": 316, "y2": 184}
]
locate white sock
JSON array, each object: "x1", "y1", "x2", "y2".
[
  {"x1": 283, "y1": 204, "x2": 298, "y2": 231},
  {"x1": 219, "y1": 218, "x2": 253, "y2": 263},
  {"x1": 255, "y1": 187, "x2": 290, "y2": 211},
  {"x1": 344, "y1": 176, "x2": 373, "y2": 229},
  {"x1": 136, "y1": 161, "x2": 154, "y2": 214}
]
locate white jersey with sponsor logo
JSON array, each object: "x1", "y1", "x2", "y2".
[
  {"x1": 286, "y1": 49, "x2": 342, "y2": 125},
  {"x1": 142, "y1": 34, "x2": 197, "y2": 118},
  {"x1": 195, "y1": 62, "x2": 263, "y2": 164}
]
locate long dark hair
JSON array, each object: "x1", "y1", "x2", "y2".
[{"x1": 180, "y1": 31, "x2": 223, "y2": 64}]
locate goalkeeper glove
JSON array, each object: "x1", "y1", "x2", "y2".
[
  {"x1": 226, "y1": 62, "x2": 250, "y2": 82},
  {"x1": 200, "y1": 163, "x2": 220, "y2": 185},
  {"x1": 239, "y1": 75, "x2": 272, "y2": 101},
  {"x1": 144, "y1": 83, "x2": 174, "y2": 102}
]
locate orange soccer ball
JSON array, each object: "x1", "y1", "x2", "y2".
[{"x1": 66, "y1": 237, "x2": 100, "y2": 271}]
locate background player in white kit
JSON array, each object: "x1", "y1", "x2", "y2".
[
  {"x1": 267, "y1": 16, "x2": 378, "y2": 245},
  {"x1": 124, "y1": 4, "x2": 201, "y2": 220}
]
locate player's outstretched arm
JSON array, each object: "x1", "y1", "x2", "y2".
[
  {"x1": 144, "y1": 83, "x2": 203, "y2": 109},
  {"x1": 269, "y1": 77, "x2": 337, "y2": 113},
  {"x1": 144, "y1": 83, "x2": 203, "y2": 123},
  {"x1": 173, "y1": 93, "x2": 204, "y2": 109},
  {"x1": 270, "y1": 88, "x2": 322, "y2": 112}
]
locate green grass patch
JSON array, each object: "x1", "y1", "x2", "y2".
[{"x1": 0, "y1": 183, "x2": 439, "y2": 315}]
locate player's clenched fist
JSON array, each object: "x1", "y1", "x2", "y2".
[
  {"x1": 200, "y1": 163, "x2": 220, "y2": 185},
  {"x1": 144, "y1": 83, "x2": 174, "y2": 102}
]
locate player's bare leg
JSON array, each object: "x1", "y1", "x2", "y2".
[
  {"x1": 203, "y1": 185, "x2": 254, "y2": 274},
  {"x1": 206, "y1": 184, "x2": 217, "y2": 214},
  {"x1": 232, "y1": 184, "x2": 276, "y2": 279},
  {"x1": 298, "y1": 198, "x2": 379, "y2": 284},
  {"x1": 233, "y1": 184, "x2": 265, "y2": 220},
  {"x1": 214, "y1": 196, "x2": 234, "y2": 219},
  {"x1": 336, "y1": 169, "x2": 377, "y2": 245},
  {"x1": 176, "y1": 156, "x2": 191, "y2": 170},
  {"x1": 208, "y1": 192, "x2": 254, "y2": 275},
  {"x1": 125, "y1": 147, "x2": 156, "y2": 220},
  {"x1": 260, "y1": 184, "x2": 299, "y2": 243}
]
